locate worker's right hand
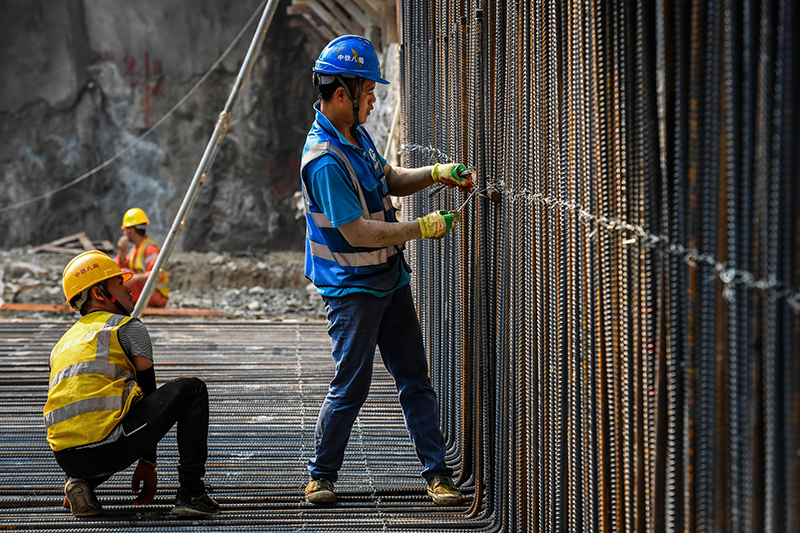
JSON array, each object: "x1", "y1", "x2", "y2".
[
  {"x1": 131, "y1": 459, "x2": 157, "y2": 506},
  {"x1": 417, "y1": 210, "x2": 461, "y2": 239},
  {"x1": 117, "y1": 234, "x2": 129, "y2": 253}
]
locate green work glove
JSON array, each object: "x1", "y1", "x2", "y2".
[
  {"x1": 418, "y1": 210, "x2": 461, "y2": 239},
  {"x1": 432, "y1": 163, "x2": 474, "y2": 193}
]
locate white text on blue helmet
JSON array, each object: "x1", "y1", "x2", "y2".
[{"x1": 338, "y1": 53, "x2": 365, "y2": 66}]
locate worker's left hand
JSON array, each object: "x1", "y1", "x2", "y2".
[
  {"x1": 432, "y1": 163, "x2": 474, "y2": 193},
  {"x1": 131, "y1": 460, "x2": 157, "y2": 506}
]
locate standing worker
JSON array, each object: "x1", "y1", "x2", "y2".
[
  {"x1": 44, "y1": 250, "x2": 218, "y2": 517},
  {"x1": 300, "y1": 35, "x2": 473, "y2": 506},
  {"x1": 115, "y1": 207, "x2": 169, "y2": 308}
]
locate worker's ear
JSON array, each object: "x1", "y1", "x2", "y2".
[
  {"x1": 335, "y1": 86, "x2": 348, "y2": 102},
  {"x1": 91, "y1": 285, "x2": 105, "y2": 301}
]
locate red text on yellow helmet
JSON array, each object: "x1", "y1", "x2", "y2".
[{"x1": 62, "y1": 250, "x2": 133, "y2": 304}]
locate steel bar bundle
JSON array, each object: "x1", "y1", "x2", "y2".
[{"x1": 400, "y1": 0, "x2": 799, "y2": 531}]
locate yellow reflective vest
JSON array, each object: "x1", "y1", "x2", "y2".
[
  {"x1": 43, "y1": 312, "x2": 143, "y2": 452},
  {"x1": 125, "y1": 237, "x2": 169, "y2": 298}
]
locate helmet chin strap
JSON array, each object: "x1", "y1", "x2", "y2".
[
  {"x1": 334, "y1": 75, "x2": 364, "y2": 126},
  {"x1": 98, "y1": 282, "x2": 131, "y2": 317}
]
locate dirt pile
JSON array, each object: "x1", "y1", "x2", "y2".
[{"x1": 0, "y1": 248, "x2": 325, "y2": 321}]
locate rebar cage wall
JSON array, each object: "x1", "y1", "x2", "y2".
[{"x1": 400, "y1": 1, "x2": 799, "y2": 532}]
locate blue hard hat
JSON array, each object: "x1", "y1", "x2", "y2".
[{"x1": 313, "y1": 35, "x2": 389, "y2": 84}]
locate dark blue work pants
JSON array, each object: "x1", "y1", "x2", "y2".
[{"x1": 307, "y1": 284, "x2": 452, "y2": 483}]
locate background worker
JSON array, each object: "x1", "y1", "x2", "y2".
[
  {"x1": 300, "y1": 35, "x2": 473, "y2": 507},
  {"x1": 44, "y1": 250, "x2": 218, "y2": 517},
  {"x1": 115, "y1": 207, "x2": 169, "y2": 308}
]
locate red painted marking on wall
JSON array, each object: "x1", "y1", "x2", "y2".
[
  {"x1": 151, "y1": 81, "x2": 165, "y2": 99},
  {"x1": 144, "y1": 51, "x2": 151, "y2": 127},
  {"x1": 123, "y1": 55, "x2": 138, "y2": 85},
  {"x1": 117, "y1": 51, "x2": 164, "y2": 127}
]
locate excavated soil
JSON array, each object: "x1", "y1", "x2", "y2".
[{"x1": 0, "y1": 248, "x2": 326, "y2": 321}]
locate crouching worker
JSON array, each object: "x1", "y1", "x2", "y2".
[{"x1": 43, "y1": 250, "x2": 218, "y2": 517}]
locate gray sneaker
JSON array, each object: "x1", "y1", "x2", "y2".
[
  {"x1": 172, "y1": 490, "x2": 220, "y2": 517},
  {"x1": 64, "y1": 478, "x2": 103, "y2": 516}
]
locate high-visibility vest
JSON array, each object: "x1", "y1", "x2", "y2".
[
  {"x1": 126, "y1": 237, "x2": 169, "y2": 298},
  {"x1": 43, "y1": 312, "x2": 143, "y2": 452},
  {"x1": 301, "y1": 116, "x2": 405, "y2": 292}
]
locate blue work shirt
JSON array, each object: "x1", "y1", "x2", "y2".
[{"x1": 303, "y1": 101, "x2": 410, "y2": 298}]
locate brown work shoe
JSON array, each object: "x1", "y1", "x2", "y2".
[
  {"x1": 64, "y1": 478, "x2": 103, "y2": 516},
  {"x1": 426, "y1": 475, "x2": 463, "y2": 506},
  {"x1": 305, "y1": 478, "x2": 336, "y2": 504}
]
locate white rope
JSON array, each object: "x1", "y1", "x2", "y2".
[
  {"x1": 353, "y1": 415, "x2": 388, "y2": 532},
  {"x1": 0, "y1": 0, "x2": 266, "y2": 215},
  {"x1": 295, "y1": 323, "x2": 310, "y2": 517},
  {"x1": 403, "y1": 143, "x2": 800, "y2": 311}
]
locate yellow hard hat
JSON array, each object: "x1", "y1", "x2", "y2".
[
  {"x1": 62, "y1": 250, "x2": 133, "y2": 305},
  {"x1": 121, "y1": 207, "x2": 150, "y2": 229}
]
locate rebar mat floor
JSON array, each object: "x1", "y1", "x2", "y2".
[{"x1": 0, "y1": 321, "x2": 472, "y2": 532}]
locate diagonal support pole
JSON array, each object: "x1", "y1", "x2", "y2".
[{"x1": 133, "y1": 0, "x2": 281, "y2": 319}]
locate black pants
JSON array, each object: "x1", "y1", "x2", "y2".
[{"x1": 54, "y1": 377, "x2": 209, "y2": 496}]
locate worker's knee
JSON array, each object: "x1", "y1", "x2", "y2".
[
  {"x1": 167, "y1": 376, "x2": 208, "y2": 401},
  {"x1": 185, "y1": 376, "x2": 207, "y2": 396}
]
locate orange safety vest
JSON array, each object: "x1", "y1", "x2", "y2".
[{"x1": 125, "y1": 237, "x2": 169, "y2": 298}]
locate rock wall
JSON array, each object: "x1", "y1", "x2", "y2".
[{"x1": 0, "y1": 0, "x2": 399, "y2": 253}]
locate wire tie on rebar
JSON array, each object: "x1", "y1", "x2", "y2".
[
  {"x1": 667, "y1": 243, "x2": 684, "y2": 256},
  {"x1": 622, "y1": 237, "x2": 636, "y2": 246},
  {"x1": 698, "y1": 253, "x2": 717, "y2": 268},
  {"x1": 723, "y1": 284, "x2": 736, "y2": 303},
  {"x1": 773, "y1": 288, "x2": 794, "y2": 299},
  {"x1": 719, "y1": 268, "x2": 737, "y2": 284},
  {"x1": 683, "y1": 248, "x2": 698, "y2": 267},
  {"x1": 787, "y1": 293, "x2": 800, "y2": 315},
  {"x1": 751, "y1": 275, "x2": 778, "y2": 291},
  {"x1": 217, "y1": 111, "x2": 232, "y2": 135}
]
